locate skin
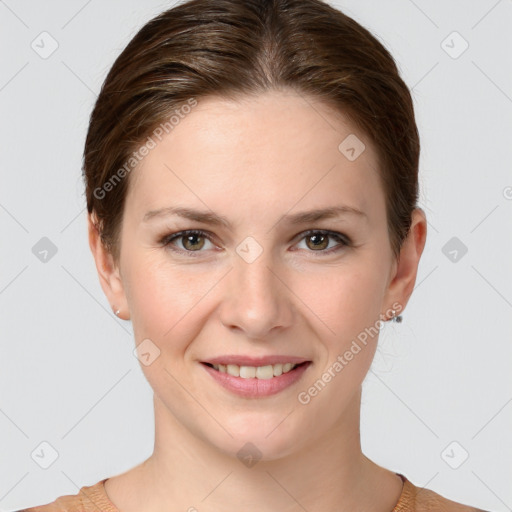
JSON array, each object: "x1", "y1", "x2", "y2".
[{"x1": 88, "y1": 88, "x2": 427, "y2": 512}]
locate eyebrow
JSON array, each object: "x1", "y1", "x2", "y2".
[{"x1": 142, "y1": 205, "x2": 367, "y2": 227}]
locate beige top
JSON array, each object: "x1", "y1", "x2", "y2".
[{"x1": 18, "y1": 473, "x2": 488, "y2": 511}]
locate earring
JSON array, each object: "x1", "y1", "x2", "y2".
[
  {"x1": 113, "y1": 307, "x2": 120, "y2": 317},
  {"x1": 390, "y1": 309, "x2": 403, "y2": 323}
]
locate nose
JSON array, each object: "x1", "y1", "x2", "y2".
[{"x1": 218, "y1": 246, "x2": 294, "y2": 339}]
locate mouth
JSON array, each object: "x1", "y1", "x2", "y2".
[
  {"x1": 201, "y1": 360, "x2": 311, "y2": 379},
  {"x1": 200, "y1": 360, "x2": 312, "y2": 397}
]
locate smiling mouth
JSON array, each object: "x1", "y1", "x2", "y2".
[{"x1": 202, "y1": 361, "x2": 310, "y2": 379}]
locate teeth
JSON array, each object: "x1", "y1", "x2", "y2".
[
  {"x1": 211, "y1": 362, "x2": 300, "y2": 379},
  {"x1": 282, "y1": 363, "x2": 294, "y2": 372}
]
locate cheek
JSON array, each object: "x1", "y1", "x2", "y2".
[
  {"x1": 294, "y1": 264, "x2": 385, "y2": 337},
  {"x1": 124, "y1": 252, "x2": 222, "y2": 348},
  {"x1": 124, "y1": 260, "x2": 204, "y2": 386},
  {"x1": 288, "y1": 262, "x2": 387, "y2": 385}
]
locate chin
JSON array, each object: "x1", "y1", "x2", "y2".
[{"x1": 200, "y1": 411, "x2": 309, "y2": 463}]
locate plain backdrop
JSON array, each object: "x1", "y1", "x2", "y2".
[{"x1": 1, "y1": 1, "x2": 511, "y2": 511}]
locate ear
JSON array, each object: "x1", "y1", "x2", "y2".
[
  {"x1": 87, "y1": 212, "x2": 130, "y2": 320},
  {"x1": 382, "y1": 207, "x2": 427, "y2": 319}
]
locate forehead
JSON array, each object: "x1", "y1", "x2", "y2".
[{"x1": 125, "y1": 89, "x2": 384, "y2": 223}]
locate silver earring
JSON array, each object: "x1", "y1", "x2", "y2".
[
  {"x1": 114, "y1": 308, "x2": 120, "y2": 316},
  {"x1": 390, "y1": 309, "x2": 402, "y2": 323}
]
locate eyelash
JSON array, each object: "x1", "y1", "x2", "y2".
[{"x1": 159, "y1": 229, "x2": 351, "y2": 258}]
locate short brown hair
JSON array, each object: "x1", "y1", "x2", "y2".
[{"x1": 83, "y1": 0, "x2": 420, "y2": 265}]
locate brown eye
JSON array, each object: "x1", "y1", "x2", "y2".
[
  {"x1": 181, "y1": 233, "x2": 206, "y2": 251},
  {"x1": 295, "y1": 230, "x2": 350, "y2": 254},
  {"x1": 305, "y1": 233, "x2": 329, "y2": 251},
  {"x1": 161, "y1": 230, "x2": 214, "y2": 255}
]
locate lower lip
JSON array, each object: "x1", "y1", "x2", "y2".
[{"x1": 201, "y1": 362, "x2": 311, "y2": 398}]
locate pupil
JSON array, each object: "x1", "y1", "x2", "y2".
[
  {"x1": 184, "y1": 234, "x2": 204, "y2": 250},
  {"x1": 309, "y1": 234, "x2": 327, "y2": 250}
]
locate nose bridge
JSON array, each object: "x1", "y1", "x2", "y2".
[{"x1": 234, "y1": 236, "x2": 280, "y2": 305}]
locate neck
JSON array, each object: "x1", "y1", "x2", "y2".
[{"x1": 105, "y1": 386, "x2": 403, "y2": 512}]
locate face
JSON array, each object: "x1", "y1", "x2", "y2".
[{"x1": 91, "y1": 89, "x2": 421, "y2": 461}]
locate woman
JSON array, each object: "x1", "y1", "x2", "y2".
[{"x1": 20, "y1": 0, "x2": 487, "y2": 510}]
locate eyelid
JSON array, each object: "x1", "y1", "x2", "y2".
[{"x1": 160, "y1": 228, "x2": 351, "y2": 256}]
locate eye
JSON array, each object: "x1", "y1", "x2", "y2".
[
  {"x1": 294, "y1": 230, "x2": 350, "y2": 254},
  {"x1": 160, "y1": 230, "x2": 215, "y2": 256}
]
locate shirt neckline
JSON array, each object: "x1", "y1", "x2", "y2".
[{"x1": 96, "y1": 472, "x2": 412, "y2": 512}]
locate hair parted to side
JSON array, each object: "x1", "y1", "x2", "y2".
[{"x1": 83, "y1": 0, "x2": 420, "y2": 266}]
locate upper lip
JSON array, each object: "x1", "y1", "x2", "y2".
[{"x1": 202, "y1": 355, "x2": 310, "y2": 366}]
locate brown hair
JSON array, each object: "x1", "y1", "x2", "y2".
[{"x1": 83, "y1": 0, "x2": 420, "y2": 265}]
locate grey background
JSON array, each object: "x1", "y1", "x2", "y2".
[{"x1": 1, "y1": 0, "x2": 511, "y2": 510}]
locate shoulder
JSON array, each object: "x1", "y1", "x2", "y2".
[
  {"x1": 398, "y1": 476, "x2": 490, "y2": 512},
  {"x1": 14, "y1": 478, "x2": 114, "y2": 512}
]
